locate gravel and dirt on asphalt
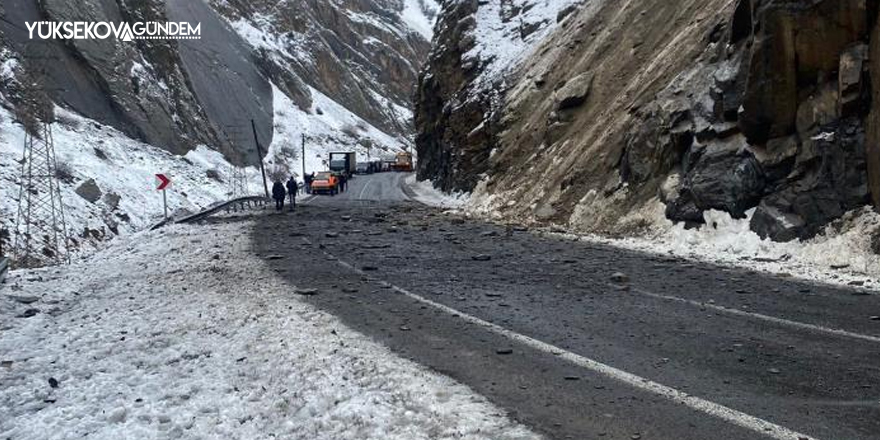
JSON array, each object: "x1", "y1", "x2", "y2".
[{"x1": 254, "y1": 192, "x2": 880, "y2": 440}]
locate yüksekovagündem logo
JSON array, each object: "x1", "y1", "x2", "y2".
[{"x1": 25, "y1": 21, "x2": 201, "y2": 41}]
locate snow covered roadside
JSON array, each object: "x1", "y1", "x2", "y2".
[
  {"x1": 405, "y1": 175, "x2": 470, "y2": 209},
  {"x1": 557, "y1": 202, "x2": 880, "y2": 292},
  {"x1": 0, "y1": 219, "x2": 538, "y2": 440}
]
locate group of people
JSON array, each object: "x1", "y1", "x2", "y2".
[
  {"x1": 271, "y1": 171, "x2": 351, "y2": 211},
  {"x1": 271, "y1": 176, "x2": 299, "y2": 212}
]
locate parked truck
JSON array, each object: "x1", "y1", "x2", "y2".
[
  {"x1": 391, "y1": 152, "x2": 413, "y2": 172},
  {"x1": 329, "y1": 152, "x2": 357, "y2": 177}
]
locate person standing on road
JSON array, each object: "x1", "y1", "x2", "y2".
[
  {"x1": 286, "y1": 176, "x2": 298, "y2": 211},
  {"x1": 272, "y1": 180, "x2": 286, "y2": 211},
  {"x1": 304, "y1": 173, "x2": 314, "y2": 194},
  {"x1": 339, "y1": 173, "x2": 347, "y2": 193}
]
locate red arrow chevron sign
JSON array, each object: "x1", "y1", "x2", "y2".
[{"x1": 156, "y1": 174, "x2": 171, "y2": 191}]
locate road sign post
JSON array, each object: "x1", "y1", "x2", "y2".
[{"x1": 156, "y1": 174, "x2": 171, "y2": 220}]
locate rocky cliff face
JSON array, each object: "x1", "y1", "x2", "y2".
[{"x1": 417, "y1": 0, "x2": 880, "y2": 242}]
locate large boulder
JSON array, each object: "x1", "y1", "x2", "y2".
[
  {"x1": 555, "y1": 73, "x2": 593, "y2": 110},
  {"x1": 751, "y1": 120, "x2": 870, "y2": 241},
  {"x1": 682, "y1": 142, "x2": 765, "y2": 219},
  {"x1": 75, "y1": 179, "x2": 102, "y2": 204}
]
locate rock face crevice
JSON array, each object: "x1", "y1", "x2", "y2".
[{"x1": 417, "y1": 0, "x2": 880, "y2": 242}]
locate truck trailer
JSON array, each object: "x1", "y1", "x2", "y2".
[{"x1": 328, "y1": 152, "x2": 357, "y2": 177}]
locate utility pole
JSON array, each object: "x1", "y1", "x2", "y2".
[
  {"x1": 301, "y1": 133, "x2": 306, "y2": 179},
  {"x1": 251, "y1": 119, "x2": 269, "y2": 198}
]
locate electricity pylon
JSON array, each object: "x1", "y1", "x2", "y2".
[
  {"x1": 12, "y1": 43, "x2": 70, "y2": 268},
  {"x1": 13, "y1": 122, "x2": 70, "y2": 268}
]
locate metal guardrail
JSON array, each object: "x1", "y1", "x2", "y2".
[{"x1": 151, "y1": 196, "x2": 270, "y2": 230}]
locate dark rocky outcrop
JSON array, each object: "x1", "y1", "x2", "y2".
[
  {"x1": 417, "y1": 0, "x2": 880, "y2": 242},
  {"x1": 415, "y1": 0, "x2": 493, "y2": 193}
]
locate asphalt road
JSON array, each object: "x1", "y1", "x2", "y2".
[{"x1": 254, "y1": 173, "x2": 880, "y2": 440}]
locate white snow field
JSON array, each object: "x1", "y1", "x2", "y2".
[{"x1": 0, "y1": 219, "x2": 539, "y2": 440}]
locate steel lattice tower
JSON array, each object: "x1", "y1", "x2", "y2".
[
  {"x1": 13, "y1": 121, "x2": 70, "y2": 268},
  {"x1": 229, "y1": 166, "x2": 250, "y2": 198}
]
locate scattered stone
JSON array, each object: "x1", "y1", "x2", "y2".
[
  {"x1": 325, "y1": 232, "x2": 340, "y2": 238},
  {"x1": 472, "y1": 254, "x2": 492, "y2": 261},
  {"x1": 294, "y1": 288, "x2": 319, "y2": 296},
  {"x1": 48, "y1": 377, "x2": 59, "y2": 388},
  {"x1": 103, "y1": 192, "x2": 121, "y2": 211},
  {"x1": 830, "y1": 264, "x2": 850, "y2": 270},
  {"x1": 75, "y1": 179, "x2": 102, "y2": 203},
  {"x1": 610, "y1": 272, "x2": 629, "y2": 283},
  {"x1": 768, "y1": 368, "x2": 781, "y2": 375},
  {"x1": 870, "y1": 316, "x2": 880, "y2": 321},
  {"x1": 399, "y1": 325, "x2": 411, "y2": 332},
  {"x1": 848, "y1": 280, "x2": 866, "y2": 287},
  {"x1": 362, "y1": 265, "x2": 379, "y2": 272},
  {"x1": 341, "y1": 215, "x2": 352, "y2": 221},
  {"x1": 564, "y1": 375, "x2": 580, "y2": 381},
  {"x1": 496, "y1": 348, "x2": 514, "y2": 355},
  {"x1": 342, "y1": 287, "x2": 359, "y2": 293},
  {"x1": 6, "y1": 294, "x2": 39, "y2": 304},
  {"x1": 18, "y1": 309, "x2": 39, "y2": 318},
  {"x1": 555, "y1": 73, "x2": 593, "y2": 110},
  {"x1": 480, "y1": 231, "x2": 499, "y2": 237},
  {"x1": 106, "y1": 407, "x2": 127, "y2": 423},
  {"x1": 266, "y1": 255, "x2": 285, "y2": 260}
]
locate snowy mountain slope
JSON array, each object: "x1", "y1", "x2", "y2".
[
  {"x1": 0, "y1": 220, "x2": 539, "y2": 440},
  {"x1": 0, "y1": 105, "x2": 250, "y2": 260},
  {"x1": 209, "y1": 0, "x2": 436, "y2": 140},
  {"x1": 402, "y1": 0, "x2": 440, "y2": 40},
  {"x1": 267, "y1": 84, "x2": 408, "y2": 180},
  {"x1": 0, "y1": 0, "x2": 437, "y2": 261},
  {"x1": 461, "y1": 0, "x2": 582, "y2": 90}
]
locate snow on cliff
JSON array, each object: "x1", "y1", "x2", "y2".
[{"x1": 464, "y1": 0, "x2": 583, "y2": 89}]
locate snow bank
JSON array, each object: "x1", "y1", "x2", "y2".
[
  {"x1": 570, "y1": 202, "x2": 880, "y2": 290},
  {"x1": 0, "y1": 220, "x2": 538, "y2": 440},
  {"x1": 406, "y1": 175, "x2": 470, "y2": 209}
]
